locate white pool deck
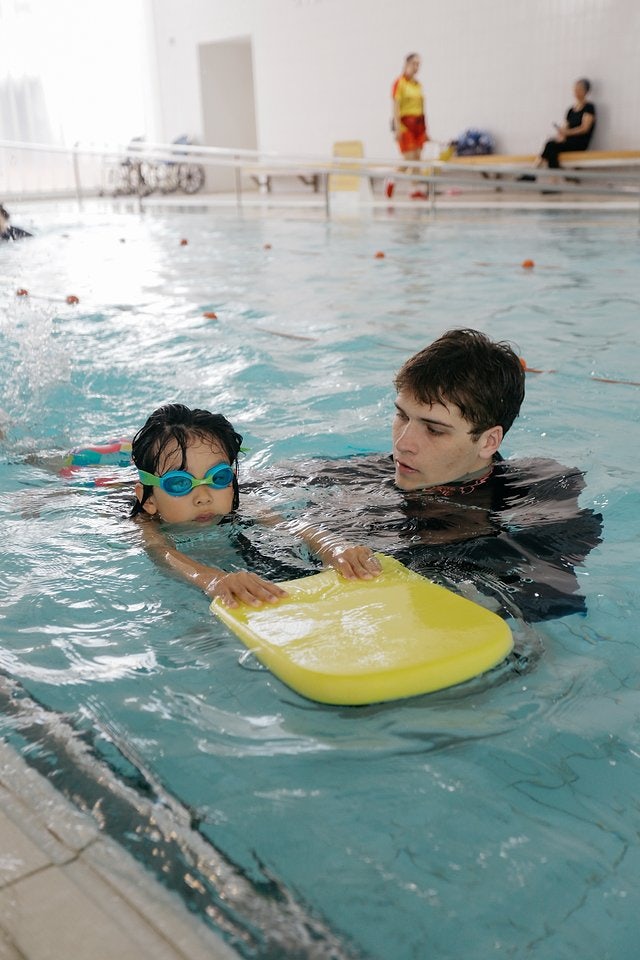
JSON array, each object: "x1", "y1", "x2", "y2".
[
  {"x1": 0, "y1": 737, "x2": 239, "y2": 960},
  {"x1": 139, "y1": 181, "x2": 640, "y2": 215},
  {"x1": 2, "y1": 181, "x2": 639, "y2": 958},
  {"x1": 8, "y1": 174, "x2": 640, "y2": 222}
]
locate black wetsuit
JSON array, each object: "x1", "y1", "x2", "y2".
[
  {"x1": 0, "y1": 226, "x2": 32, "y2": 241},
  {"x1": 541, "y1": 102, "x2": 596, "y2": 168},
  {"x1": 240, "y1": 453, "x2": 603, "y2": 624}
]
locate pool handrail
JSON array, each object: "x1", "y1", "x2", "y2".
[{"x1": 1, "y1": 137, "x2": 639, "y2": 217}]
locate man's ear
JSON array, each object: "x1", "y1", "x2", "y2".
[
  {"x1": 478, "y1": 425, "x2": 503, "y2": 460},
  {"x1": 134, "y1": 482, "x2": 159, "y2": 516}
]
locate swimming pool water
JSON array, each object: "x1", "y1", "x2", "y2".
[{"x1": 1, "y1": 205, "x2": 639, "y2": 959}]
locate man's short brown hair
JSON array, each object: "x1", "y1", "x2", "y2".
[{"x1": 394, "y1": 328, "x2": 525, "y2": 436}]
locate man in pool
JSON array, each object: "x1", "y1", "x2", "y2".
[
  {"x1": 0, "y1": 204, "x2": 32, "y2": 241},
  {"x1": 257, "y1": 327, "x2": 602, "y2": 622},
  {"x1": 150, "y1": 328, "x2": 601, "y2": 622},
  {"x1": 387, "y1": 328, "x2": 603, "y2": 619}
]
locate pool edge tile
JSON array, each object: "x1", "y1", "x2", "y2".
[{"x1": 0, "y1": 739, "x2": 240, "y2": 960}]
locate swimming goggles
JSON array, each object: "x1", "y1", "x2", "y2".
[{"x1": 138, "y1": 463, "x2": 234, "y2": 497}]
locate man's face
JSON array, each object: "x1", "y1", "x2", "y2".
[{"x1": 392, "y1": 389, "x2": 502, "y2": 491}]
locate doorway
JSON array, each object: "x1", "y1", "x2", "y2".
[{"x1": 198, "y1": 36, "x2": 258, "y2": 192}]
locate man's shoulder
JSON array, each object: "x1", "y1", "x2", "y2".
[
  {"x1": 244, "y1": 452, "x2": 394, "y2": 491},
  {"x1": 490, "y1": 457, "x2": 602, "y2": 549},
  {"x1": 493, "y1": 455, "x2": 587, "y2": 499}
]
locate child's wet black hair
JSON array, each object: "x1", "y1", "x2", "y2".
[{"x1": 130, "y1": 403, "x2": 243, "y2": 517}]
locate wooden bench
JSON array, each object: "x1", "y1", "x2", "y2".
[
  {"x1": 446, "y1": 149, "x2": 640, "y2": 169},
  {"x1": 242, "y1": 149, "x2": 640, "y2": 196}
]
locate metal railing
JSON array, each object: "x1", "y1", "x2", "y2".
[{"x1": 1, "y1": 138, "x2": 639, "y2": 217}]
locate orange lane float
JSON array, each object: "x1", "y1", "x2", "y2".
[
  {"x1": 374, "y1": 251, "x2": 385, "y2": 259},
  {"x1": 521, "y1": 259, "x2": 535, "y2": 269},
  {"x1": 519, "y1": 357, "x2": 550, "y2": 374},
  {"x1": 203, "y1": 311, "x2": 218, "y2": 319},
  {"x1": 179, "y1": 238, "x2": 189, "y2": 246}
]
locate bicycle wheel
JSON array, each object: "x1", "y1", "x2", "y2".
[
  {"x1": 128, "y1": 161, "x2": 156, "y2": 197},
  {"x1": 157, "y1": 163, "x2": 180, "y2": 194},
  {"x1": 112, "y1": 160, "x2": 135, "y2": 196},
  {"x1": 139, "y1": 160, "x2": 159, "y2": 195},
  {"x1": 178, "y1": 163, "x2": 205, "y2": 194}
]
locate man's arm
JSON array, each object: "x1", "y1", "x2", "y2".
[{"x1": 250, "y1": 500, "x2": 382, "y2": 581}]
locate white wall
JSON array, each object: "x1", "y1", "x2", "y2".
[
  {"x1": 0, "y1": 0, "x2": 157, "y2": 146},
  {"x1": 149, "y1": 0, "x2": 258, "y2": 147},
  {"x1": 0, "y1": 0, "x2": 160, "y2": 197},
  {"x1": 150, "y1": 0, "x2": 640, "y2": 157}
]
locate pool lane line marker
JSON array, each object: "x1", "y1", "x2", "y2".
[
  {"x1": 521, "y1": 359, "x2": 640, "y2": 387},
  {"x1": 12, "y1": 293, "x2": 310, "y2": 337},
  {"x1": 255, "y1": 327, "x2": 318, "y2": 342},
  {"x1": 590, "y1": 376, "x2": 640, "y2": 386},
  {"x1": 14, "y1": 288, "x2": 80, "y2": 304}
]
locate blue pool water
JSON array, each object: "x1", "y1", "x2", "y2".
[{"x1": 1, "y1": 205, "x2": 639, "y2": 959}]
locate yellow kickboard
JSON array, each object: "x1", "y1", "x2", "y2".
[{"x1": 211, "y1": 554, "x2": 513, "y2": 705}]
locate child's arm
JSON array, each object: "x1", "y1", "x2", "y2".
[
  {"x1": 136, "y1": 520, "x2": 287, "y2": 608},
  {"x1": 286, "y1": 518, "x2": 382, "y2": 580}
]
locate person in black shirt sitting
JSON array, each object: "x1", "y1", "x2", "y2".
[{"x1": 519, "y1": 78, "x2": 596, "y2": 181}]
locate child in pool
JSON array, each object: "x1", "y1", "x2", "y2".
[{"x1": 131, "y1": 403, "x2": 380, "y2": 607}]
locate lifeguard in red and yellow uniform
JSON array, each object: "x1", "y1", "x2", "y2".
[{"x1": 386, "y1": 53, "x2": 429, "y2": 200}]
